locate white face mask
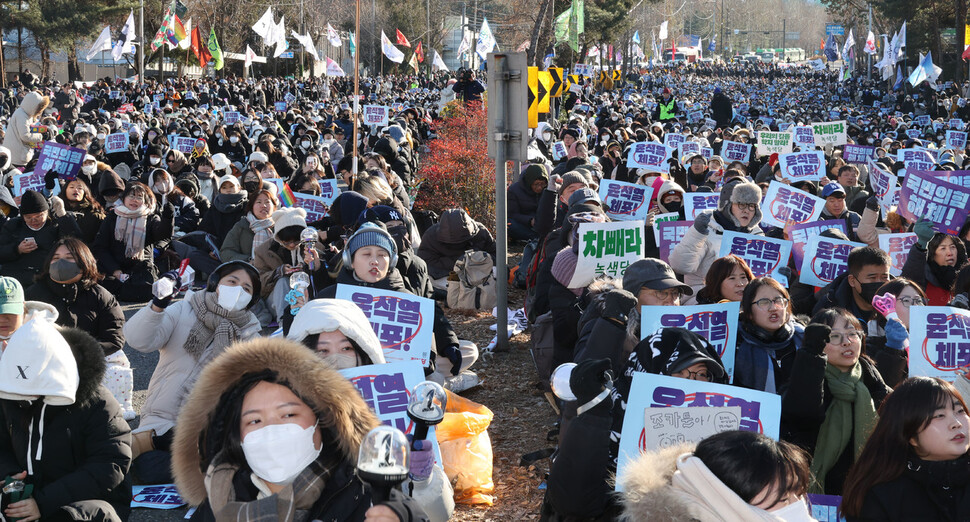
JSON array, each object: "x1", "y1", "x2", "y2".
[
  {"x1": 216, "y1": 283, "x2": 251, "y2": 311},
  {"x1": 149, "y1": 156, "x2": 160, "y2": 165},
  {"x1": 241, "y1": 423, "x2": 321, "y2": 484},
  {"x1": 301, "y1": 140, "x2": 311, "y2": 148},
  {"x1": 81, "y1": 164, "x2": 96, "y2": 175},
  {"x1": 230, "y1": 136, "x2": 240, "y2": 144},
  {"x1": 97, "y1": 133, "x2": 106, "y2": 140},
  {"x1": 321, "y1": 351, "x2": 359, "y2": 369},
  {"x1": 768, "y1": 497, "x2": 814, "y2": 521}
]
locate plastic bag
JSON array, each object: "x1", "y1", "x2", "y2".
[{"x1": 435, "y1": 390, "x2": 494, "y2": 505}]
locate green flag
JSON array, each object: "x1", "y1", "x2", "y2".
[
  {"x1": 567, "y1": 0, "x2": 584, "y2": 52},
  {"x1": 554, "y1": 7, "x2": 571, "y2": 43},
  {"x1": 349, "y1": 32, "x2": 356, "y2": 57},
  {"x1": 208, "y1": 27, "x2": 224, "y2": 70}
]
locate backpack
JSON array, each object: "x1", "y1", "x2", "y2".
[
  {"x1": 530, "y1": 311, "x2": 556, "y2": 391},
  {"x1": 511, "y1": 238, "x2": 538, "y2": 290},
  {"x1": 447, "y1": 249, "x2": 497, "y2": 310}
]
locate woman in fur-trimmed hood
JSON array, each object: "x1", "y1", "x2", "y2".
[
  {"x1": 669, "y1": 180, "x2": 764, "y2": 293},
  {"x1": 171, "y1": 337, "x2": 428, "y2": 522}
]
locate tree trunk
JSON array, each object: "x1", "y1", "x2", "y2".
[
  {"x1": 40, "y1": 42, "x2": 51, "y2": 80},
  {"x1": 528, "y1": 0, "x2": 551, "y2": 65},
  {"x1": 67, "y1": 44, "x2": 81, "y2": 82},
  {"x1": 0, "y1": 31, "x2": 6, "y2": 87}
]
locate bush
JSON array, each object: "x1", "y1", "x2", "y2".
[{"x1": 413, "y1": 101, "x2": 500, "y2": 234}]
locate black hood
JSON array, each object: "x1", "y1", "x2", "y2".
[{"x1": 59, "y1": 327, "x2": 106, "y2": 408}]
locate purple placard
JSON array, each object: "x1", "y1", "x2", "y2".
[
  {"x1": 807, "y1": 494, "x2": 844, "y2": 522},
  {"x1": 658, "y1": 220, "x2": 693, "y2": 263},
  {"x1": 788, "y1": 220, "x2": 847, "y2": 268},
  {"x1": 898, "y1": 170, "x2": 970, "y2": 236},
  {"x1": 292, "y1": 191, "x2": 330, "y2": 222},
  {"x1": 842, "y1": 144, "x2": 875, "y2": 164},
  {"x1": 34, "y1": 141, "x2": 85, "y2": 181}
]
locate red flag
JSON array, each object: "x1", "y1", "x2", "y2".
[
  {"x1": 191, "y1": 27, "x2": 212, "y2": 67},
  {"x1": 415, "y1": 41, "x2": 424, "y2": 63},
  {"x1": 820, "y1": 37, "x2": 825, "y2": 51},
  {"x1": 396, "y1": 29, "x2": 411, "y2": 48},
  {"x1": 964, "y1": 45, "x2": 970, "y2": 61}
]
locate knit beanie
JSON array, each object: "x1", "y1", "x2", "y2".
[
  {"x1": 558, "y1": 171, "x2": 589, "y2": 197},
  {"x1": 272, "y1": 207, "x2": 308, "y2": 237},
  {"x1": 550, "y1": 248, "x2": 581, "y2": 294},
  {"x1": 19, "y1": 190, "x2": 49, "y2": 215},
  {"x1": 346, "y1": 223, "x2": 397, "y2": 261}
]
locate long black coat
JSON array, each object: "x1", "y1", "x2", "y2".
[
  {"x1": 0, "y1": 327, "x2": 132, "y2": 519},
  {"x1": 24, "y1": 278, "x2": 126, "y2": 356},
  {"x1": 0, "y1": 213, "x2": 82, "y2": 287}
]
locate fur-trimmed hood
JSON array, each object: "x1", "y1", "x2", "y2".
[
  {"x1": 618, "y1": 444, "x2": 695, "y2": 521},
  {"x1": 171, "y1": 337, "x2": 380, "y2": 506}
]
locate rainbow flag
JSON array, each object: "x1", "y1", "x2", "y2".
[
  {"x1": 280, "y1": 183, "x2": 297, "y2": 207},
  {"x1": 167, "y1": 14, "x2": 187, "y2": 46}
]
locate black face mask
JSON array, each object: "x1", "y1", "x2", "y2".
[
  {"x1": 49, "y1": 259, "x2": 81, "y2": 284},
  {"x1": 387, "y1": 224, "x2": 411, "y2": 253},
  {"x1": 244, "y1": 181, "x2": 260, "y2": 193},
  {"x1": 857, "y1": 281, "x2": 883, "y2": 304},
  {"x1": 664, "y1": 201, "x2": 682, "y2": 213}
]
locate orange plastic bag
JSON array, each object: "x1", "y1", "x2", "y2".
[{"x1": 435, "y1": 390, "x2": 495, "y2": 505}]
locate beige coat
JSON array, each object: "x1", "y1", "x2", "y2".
[{"x1": 1, "y1": 92, "x2": 48, "y2": 166}]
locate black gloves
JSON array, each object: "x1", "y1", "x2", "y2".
[
  {"x1": 597, "y1": 289, "x2": 637, "y2": 326},
  {"x1": 803, "y1": 323, "x2": 832, "y2": 356},
  {"x1": 570, "y1": 359, "x2": 613, "y2": 415}
]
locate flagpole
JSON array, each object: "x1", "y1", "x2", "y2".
[
  {"x1": 867, "y1": 4, "x2": 872, "y2": 82},
  {"x1": 352, "y1": 0, "x2": 361, "y2": 186}
]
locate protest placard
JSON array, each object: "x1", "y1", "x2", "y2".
[
  {"x1": 616, "y1": 372, "x2": 781, "y2": 491},
  {"x1": 777, "y1": 151, "x2": 826, "y2": 182},
  {"x1": 643, "y1": 406, "x2": 742, "y2": 451},
  {"x1": 807, "y1": 495, "x2": 843, "y2": 522},
  {"x1": 905, "y1": 129, "x2": 922, "y2": 140},
  {"x1": 599, "y1": 179, "x2": 650, "y2": 221},
  {"x1": 687, "y1": 110, "x2": 704, "y2": 123},
  {"x1": 928, "y1": 170, "x2": 970, "y2": 190},
  {"x1": 292, "y1": 191, "x2": 331, "y2": 222},
  {"x1": 811, "y1": 121, "x2": 847, "y2": 146},
  {"x1": 34, "y1": 142, "x2": 85, "y2": 181},
  {"x1": 274, "y1": 101, "x2": 287, "y2": 112},
  {"x1": 663, "y1": 133, "x2": 686, "y2": 150},
  {"x1": 223, "y1": 111, "x2": 241, "y2": 125},
  {"x1": 704, "y1": 117, "x2": 718, "y2": 129},
  {"x1": 174, "y1": 136, "x2": 196, "y2": 154},
  {"x1": 551, "y1": 141, "x2": 567, "y2": 161},
  {"x1": 789, "y1": 220, "x2": 846, "y2": 268},
  {"x1": 319, "y1": 178, "x2": 340, "y2": 206},
  {"x1": 568, "y1": 220, "x2": 644, "y2": 288},
  {"x1": 756, "y1": 131, "x2": 793, "y2": 156},
  {"x1": 793, "y1": 126, "x2": 815, "y2": 147},
  {"x1": 679, "y1": 141, "x2": 700, "y2": 160},
  {"x1": 651, "y1": 212, "x2": 678, "y2": 244},
  {"x1": 867, "y1": 159, "x2": 897, "y2": 218},
  {"x1": 721, "y1": 140, "x2": 752, "y2": 162},
  {"x1": 626, "y1": 142, "x2": 673, "y2": 173},
  {"x1": 363, "y1": 105, "x2": 390, "y2": 126},
  {"x1": 573, "y1": 63, "x2": 593, "y2": 77},
  {"x1": 842, "y1": 144, "x2": 875, "y2": 164},
  {"x1": 760, "y1": 181, "x2": 825, "y2": 229},
  {"x1": 909, "y1": 306, "x2": 970, "y2": 381},
  {"x1": 658, "y1": 220, "x2": 692, "y2": 263},
  {"x1": 339, "y1": 361, "x2": 441, "y2": 462},
  {"x1": 878, "y1": 232, "x2": 917, "y2": 277},
  {"x1": 131, "y1": 485, "x2": 186, "y2": 509},
  {"x1": 104, "y1": 132, "x2": 128, "y2": 154},
  {"x1": 683, "y1": 192, "x2": 719, "y2": 219},
  {"x1": 951, "y1": 119, "x2": 966, "y2": 130},
  {"x1": 898, "y1": 169, "x2": 970, "y2": 236},
  {"x1": 916, "y1": 115, "x2": 931, "y2": 126},
  {"x1": 719, "y1": 231, "x2": 793, "y2": 286},
  {"x1": 946, "y1": 130, "x2": 968, "y2": 151},
  {"x1": 898, "y1": 149, "x2": 936, "y2": 172},
  {"x1": 639, "y1": 302, "x2": 741, "y2": 382},
  {"x1": 799, "y1": 236, "x2": 866, "y2": 287},
  {"x1": 12, "y1": 171, "x2": 44, "y2": 197},
  {"x1": 335, "y1": 284, "x2": 435, "y2": 365},
  {"x1": 920, "y1": 147, "x2": 940, "y2": 163}
]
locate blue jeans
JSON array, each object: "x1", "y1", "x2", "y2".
[{"x1": 508, "y1": 220, "x2": 538, "y2": 241}]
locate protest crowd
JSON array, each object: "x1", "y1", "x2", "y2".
[{"x1": 3, "y1": 37, "x2": 970, "y2": 522}]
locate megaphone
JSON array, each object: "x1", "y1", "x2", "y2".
[{"x1": 549, "y1": 362, "x2": 615, "y2": 415}]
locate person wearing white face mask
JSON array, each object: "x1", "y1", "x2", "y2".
[
  {"x1": 123, "y1": 260, "x2": 262, "y2": 484},
  {"x1": 171, "y1": 338, "x2": 430, "y2": 522}
]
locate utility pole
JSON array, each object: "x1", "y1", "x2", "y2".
[
  {"x1": 426, "y1": 0, "x2": 431, "y2": 73},
  {"x1": 782, "y1": 19, "x2": 786, "y2": 52},
  {"x1": 471, "y1": 0, "x2": 478, "y2": 69},
  {"x1": 138, "y1": 0, "x2": 145, "y2": 81}
]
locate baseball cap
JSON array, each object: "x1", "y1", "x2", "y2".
[
  {"x1": 0, "y1": 277, "x2": 25, "y2": 315},
  {"x1": 821, "y1": 182, "x2": 846, "y2": 198},
  {"x1": 622, "y1": 259, "x2": 693, "y2": 296}
]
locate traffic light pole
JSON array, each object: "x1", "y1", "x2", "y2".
[{"x1": 491, "y1": 55, "x2": 509, "y2": 352}]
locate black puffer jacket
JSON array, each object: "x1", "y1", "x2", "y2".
[
  {"x1": 508, "y1": 166, "x2": 546, "y2": 227},
  {"x1": 0, "y1": 327, "x2": 132, "y2": 520},
  {"x1": 24, "y1": 278, "x2": 126, "y2": 356},
  {"x1": 850, "y1": 455, "x2": 970, "y2": 522},
  {"x1": 0, "y1": 213, "x2": 82, "y2": 287},
  {"x1": 93, "y1": 204, "x2": 174, "y2": 274},
  {"x1": 416, "y1": 209, "x2": 496, "y2": 280},
  {"x1": 198, "y1": 192, "x2": 248, "y2": 246}
]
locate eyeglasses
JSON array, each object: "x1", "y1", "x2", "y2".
[
  {"x1": 647, "y1": 288, "x2": 682, "y2": 301},
  {"x1": 734, "y1": 203, "x2": 758, "y2": 212},
  {"x1": 828, "y1": 330, "x2": 864, "y2": 344},
  {"x1": 897, "y1": 296, "x2": 926, "y2": 308},
  {"x1": 678, "y1": 368, "x2": 711, "y2": 381},
  {"x1": 753, "y1": 296, "x2": 789, "y2": 310}
]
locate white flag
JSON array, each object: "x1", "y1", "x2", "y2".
[
  {"x1": 476, "y1": 17, "x2": 495, "y2": 59},
  {"x1": 456, "y1": 33, "x2": 471, "y2": 57},
  {"x1": 272, "y1": 16, "x2": 288, "y2": 57},
  {"x1": 326, "y1": 56, "x2": 345, "y2": 76},
  {"x1": 245, "y1": 45, "x2": 257, "y2": 67},
  {"x1": 291, "y1": 30, "x2": 319, "y2": 61},
  {"x1": 381, "y1": 30, "x2": 405, "y2": 63},
  {"x1": 898, "y1": 21, "x2": 906, "y2": 50},
  {"x1": 86, "y1": 26, "x2": 112, "y2": 61},
  {"x1": 178, "y1": 18, "x2": 192, "y2": 51},
  {"x1": 252, "y1": 7, "x2": 275, "y2": 40},
  {"x1": 658, "y1": 21, "x2": 668, "y2": 41},
  {"x1": 864, "y1": 31, "x2": 877, "y2": 55},
  {"x1": 841, "y1": 28, "x2": 854, "y2": 60},
  {"x1": 327, "y1": 24, "x2": 341, "y2": 47},
  {"x1": 111, "y1": 10, "x2": 136, "y2": 60},
  {"x1": 431, "y1": 49, "x2": 448, "y2": 71}
]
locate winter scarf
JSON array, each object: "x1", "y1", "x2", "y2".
[
  {"x1": 183, "y1": 290, "x2": 252, "y2": 362},
  {"x1": 247, "y1": 212, "x2": 274, "y2": 260},
  {"x1": 113, "y1": 204, "x2": 150, "y2": 259},
  {"x1": 809, "y1": 362, "x2": 877, "y2": 494},
  {"x1": 930, "y1": 260, "x2": 958, "y2": 292},
  {"x1": 734, "y1": 320, "x2": 802, "y2": 393},
  {"x1": 667, "y1": 454, "x2": 788, "y2": 522},
  {"x1": 205, "y1": 456, "x2": 331, "y2": 522}
]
